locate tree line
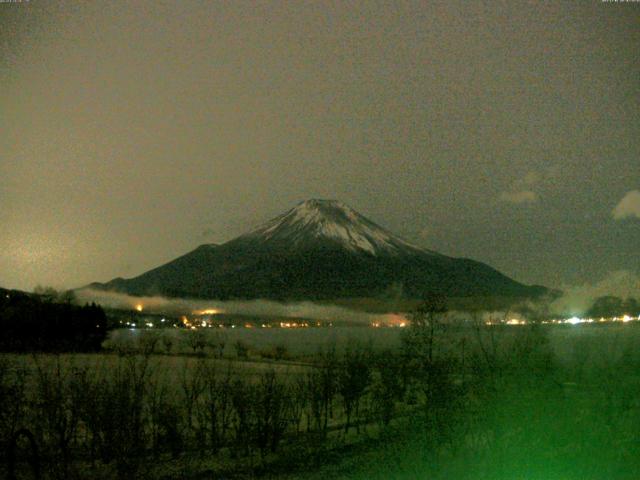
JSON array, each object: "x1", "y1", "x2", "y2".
[{"x1": 0, "y1": 287, "x2": 107, "y2": 352}]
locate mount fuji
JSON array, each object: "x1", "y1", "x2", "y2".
[{"x1": 90, "y1": 199, "x2": 546, "y2": 301}]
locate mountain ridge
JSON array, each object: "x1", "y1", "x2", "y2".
[{"x1": 89, "y1": 199, "x2": 547, "y2": 301}]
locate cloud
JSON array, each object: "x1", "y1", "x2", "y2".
[
  {"x1": 612, "y1": 190, "x2": 640, "y2": 220},
  {"x1": 499, "y1": 190, "x2": 538, "y2": 204},
  {"x1": 500, "y1": 170, "x2": 541, "y2": 204},
  {"x1": 550, "y1": 270, "x2": 640, "y2": 316},
  {"x1": 75, "y1": 288, "x2": 406, "y2": 325}
]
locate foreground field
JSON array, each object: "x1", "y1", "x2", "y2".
[{"x1": 2, "y1": 322, "x2": 640, "y2": 479}]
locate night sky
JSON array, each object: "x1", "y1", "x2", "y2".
[{"x1": 1, "y1": 1, "x2": 638, "y2": 293}]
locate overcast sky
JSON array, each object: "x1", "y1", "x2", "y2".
[{"x1": 1, "y1": 1, "x2": 638, "y2": 292}]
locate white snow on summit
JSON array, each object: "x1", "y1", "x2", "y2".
[{"x1": 244, "y1": 199, "x2": 428, "y2": 256}]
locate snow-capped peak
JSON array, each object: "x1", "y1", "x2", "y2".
[{"x1": 243, "y1": 199, "x2": 426, "y2": 255}]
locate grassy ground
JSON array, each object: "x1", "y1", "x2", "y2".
[
  {"x1": 281, "y1": 377, "x2": 640, "y2": 479},
  {"x1": 3, "y1": 323, "x2": 640, "y2": 479}
]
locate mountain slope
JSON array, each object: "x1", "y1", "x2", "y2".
[{"x1": 90, "y1": 199, "x2": 547, "y2": 300}]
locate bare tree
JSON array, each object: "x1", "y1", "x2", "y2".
[
  {"x1": 306, "y1": 344, "x2": 337, "y2": 436},
  {"x1": 401, "y1": 294, "x2": 457, "y2": 439},
  {"x1": 211, "y1": 331, "x2": 227, "y2": 359},
  {"x1": 200, "y1": 361, "x2": 233, "y2": 453},
  {"x1": 338, "y1": 342, "x2": 372, "y2": 434},
  {"x1": 371, "y1": 350, "x2": 405, "y2": 428},
  {"x1": 234, "y1": 340, "x2": 249, "y2": 359},
  {"x1": 402, "y1": 293, "x2": 447, "y2": 363},
  {"x1": 254, "y1": 370, "x2": 289, "y2": 457},
  {"x1": 288, "y1": 375, "x2": 307, "y2": 434},
  {"x1": 0, "y1": 357, "x2": 29, "y2": 450},
  {"x1": 186, "y1": 329, "x2": 207, "y2": 355},
  {"x1": 180, "y1": 359, "x2": 206, "y2": 442},
  {"x1": 230, "y1": 377, "x2": 254, "y2": 458},
  {"x1": 139, "y1": 330, "x2": 161, "y2": 356},
  {"x1": 161, "y1": 332, "x2": 174, "y2": 355},
  {"x1": 32, "y1": 355, "x2": 80, "y2": 476}
]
